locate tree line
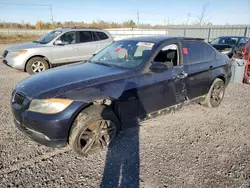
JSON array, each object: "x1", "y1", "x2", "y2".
[
  {"x1": 0, "y1": 20, "x2": 197, "y2": 30},
  {"x1": 0, "y1": 20, "x2": 172, "y2": 30}
]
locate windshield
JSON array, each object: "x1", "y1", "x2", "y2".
[
  {"x1": 36, "y1": 30, "x2": 62, "y2": 44},
  {"x1": 211, "y1": 37, "x2": 239, "y2": 45},
  {"x1": 90, "y1": 41, "x2": 154, "y2": 69}
]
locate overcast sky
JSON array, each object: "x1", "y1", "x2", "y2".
[{"x1": 0, "y1": 0, "x2": 250, "y2": 25}]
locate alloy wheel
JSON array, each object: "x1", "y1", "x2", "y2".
[
  {"x1": 77, "y1": 120, "x2": 117, "y2": 155},
  {"x1": 31, "y1": 61, "x2": 46, "y2": 73},
  {"x1": 210, "y1": 81, "x2": 224, "y2": 107}
]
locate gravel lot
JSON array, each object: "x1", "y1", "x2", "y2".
[{"x1": 1, "y1": 44, "x2": 250, "y2": 188}]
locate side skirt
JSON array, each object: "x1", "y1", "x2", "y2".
[{"x1": 137, "y1": 94, "x2": 207, "y2": 122}]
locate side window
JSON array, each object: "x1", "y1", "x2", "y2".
[
  {"x1": 182, "y1": 41, "x2": 215, "y2": 64},
  {"x1": 79, "y1": 31, "x2": 93, "y2": 43},
  {"x1": 97, "y1": 32, "x2": 109, "y2": 40},
  {"x1": 238, "y1": 38, "x2": 246, "y2": 45},
  {"x1": 204, "y1": 43, "x2": 216, "y2": 60},
  {"x1": 59, "y1": 31, "x2": 76, "y2": 45},
  {"x1": 154, "y1": 44, "x2": 179, "y2": 66},
  {"x1": 93, "y1": 32, "x2": 101, "y2": 41},
  {"x1": 134, "y1": 45, "x2": 152, "y2": 57}
]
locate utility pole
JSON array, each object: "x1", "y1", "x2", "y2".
[
  {"x1": 187, "y1": 13, "x2": 191, "y2": 25},
  {"x1": 137, "y1": 11, "x2": 139, "y2": 27},
  {"x1": 167, "y1": 17, "x2": 170, "y2": 25},
  {"x1": 50, "y1": 4, "x2": 54, "y2": 23}
]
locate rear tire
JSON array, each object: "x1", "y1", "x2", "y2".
[
  {"x1": 246, "y1": 77, "x2": 250, "y2": 84},
  {"x1": 26, "y1": 57, "x2": 49, "y2": 75},
  {"x1": 201, "y1": 78, "x2": 225, "y2": 108},
  {"x1": 69, "y1": 105, "x2": 119, "y2": 156}
]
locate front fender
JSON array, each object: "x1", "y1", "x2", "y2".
[
  {"x1": 57, "y1": 80, "x2": 131, "y2": 103},
  {"x1": 24, "y1": 48, "x2": 52, "y2": 65},
  {"x1": 55, "y1": 73, "x2": 141, "y2": 105}
]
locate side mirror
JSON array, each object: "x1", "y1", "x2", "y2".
[
  {"x1": 54, "y1": 40, "x2": 63, "y2": 45},
  {"x1": 150, "y1": 61, "x2": 172, "y2": 73}
]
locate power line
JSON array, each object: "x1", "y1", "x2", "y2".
[
  {"x1": 0, "y1": 3, "x2": 54, "y2": 23},
  {"x1": 0, "y1": 3, "x2": 49, "y2": 7},
  {"x1": 0, "y1": 3, "x2": 167, "y2": 17}
]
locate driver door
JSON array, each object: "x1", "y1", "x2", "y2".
[
  {"x1": 137, "y1": 43, "x2": 187, "y2": 117},
  {"x1": 51, "y1": 31, "x2": 80, "y2": 64}
]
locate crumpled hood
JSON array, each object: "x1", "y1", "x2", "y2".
[
  {"x1": 15, "y1": 62, "x2": 130, "y2": 99},
  {"x1": 7, "y1": 42, "x2": 46, "y2": 51}
]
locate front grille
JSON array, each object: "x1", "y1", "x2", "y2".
[
  {"x1": 2, "y1": 50, "x2": 8, "y2": 58},
  {"x1": 13, "y1": 93, "x2": 25, "y2": 106}
]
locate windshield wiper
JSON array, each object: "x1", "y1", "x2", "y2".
[
  {"x1": 90, "y1": 61, "x2": 116, "y2": 68},
  {"x1": 33, "y1": 40, "x2": 46, "y2": 44}
]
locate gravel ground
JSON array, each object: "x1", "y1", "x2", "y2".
[{"x1": 1, "y1": 45, "x2": 250, "y2": 188}]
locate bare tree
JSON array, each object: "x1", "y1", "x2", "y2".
[{"x1": 196, "y1": 3, "x2": 210, "y2": 25}]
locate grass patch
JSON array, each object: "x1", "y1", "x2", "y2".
[{"x1": 0, "y1": 34, "x2": 42, "y2": 44}]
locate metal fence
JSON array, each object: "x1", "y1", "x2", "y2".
[
  {"x1": 165, "y1": 25, "x2": 250, "y2": 41},
  {"x1": 0, "y1": 25, "x2": 249, "y2": 42}
]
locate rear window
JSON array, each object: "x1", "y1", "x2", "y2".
[
  {"x1": 96, "y1": 32, "x2": 109, "y2": 40},
  {"x1": 79, "y1": 31, "x2": 93, "y2": 43},
  {"x1": 182, "y1": 41, "x2": 215, "y2": 64},
  {"x1": 93, "y1": 32, "x2": 100, "y2": 41}
]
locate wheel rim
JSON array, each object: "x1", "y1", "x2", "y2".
[
  {"x1": 31, "y1": 61, "x2": 45, "y2": 73},
  {"x1": 77, "y1": 120, "x2": 116, "y2": 155},
  {"x1": 210, "y1": 81, "x2": 224, "y2": 107}
]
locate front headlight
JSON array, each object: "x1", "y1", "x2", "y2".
[
  {"x1": 9, "y1": 50, "x2": 27, "y2": 57},
  {"x1": 28, "y1": 98, "x2": 73, "y2": 114}
]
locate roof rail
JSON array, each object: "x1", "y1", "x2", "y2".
[
  {"x1": 71, "y1": 26, "x2": 102, "y2": 29},
  {"x1": 58, "y1": 26, "x2": 103, "y2": 30}
]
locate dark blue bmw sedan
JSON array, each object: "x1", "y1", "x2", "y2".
[{"x1": 11, "y1": 36, "x2": 232, "y2": 155}]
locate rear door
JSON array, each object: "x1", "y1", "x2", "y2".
[
  {"x1": 93, "y1": 31, "x2": 113, "y2": 53},
  {"x1": 182, "y1": 40, "x2": 216, "y2": 99},
  {"x1": 75, "y1": 31, "x2": 98, "y2": 61}
]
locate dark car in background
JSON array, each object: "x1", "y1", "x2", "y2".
[
  {"x1": 210, "y1": 36, "x2": 250, "y2": 58},
  {"x1": 11, "y1": 36, "x2": 232, "y2": 156}
]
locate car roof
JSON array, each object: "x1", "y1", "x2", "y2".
[
  {"x1": 218, "y1": 36, "x2": 244, "y2": 38},
  {"x1": 121, "y1": 36, "x2": 204, "y2": 43},
  {"x1": 54, "y1": 27, "x2": 106, "y2": 32}
]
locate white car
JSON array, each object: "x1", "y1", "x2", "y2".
[{"x1": 2, "y1": 27, "x2": 114, "y2": 74}]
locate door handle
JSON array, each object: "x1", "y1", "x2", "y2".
[
  {"x1": 209, "y1": 66, "x2": 213, "y2": 70},
  {"x1": 176, "y1": 72, "x2": 188, "y2": 79},
  {"x1": 73, "y1": 47, "x2": 78, "y2": 50}
]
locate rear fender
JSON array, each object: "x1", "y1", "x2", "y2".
[{"x1": 211, "y1": 68, "x2": 227, "y2": 86}]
